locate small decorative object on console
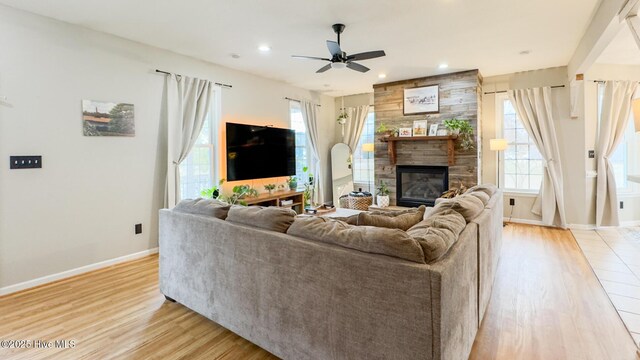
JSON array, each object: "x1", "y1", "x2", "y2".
[
  {"x1": 428, "y1": 124, "x2": 439, "y2": 136},
  {"x1": 398, "y1": 127, "x2": 412, "y2": 137}
]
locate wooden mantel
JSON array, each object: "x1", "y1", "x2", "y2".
[{"x1": 383, "y1": 135, "x2": 459, "y2": 166}]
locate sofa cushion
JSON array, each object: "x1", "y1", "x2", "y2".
[
  {"x1": 173, "y1": 198, "x2": 231, "y2": 220},
  {"x1": 330, "y1": 214, "x2": 359, "y2": 225},
  {"x1": 431, "y1": 194, "x2": 484, "y2": 223},
  {"x1": 407, "y1": 209, "x2": 466, "y2": 263},
  {"x1": 227, "y1": 206, "x2": 297, "y2": 233},
  {"x1": 465, "y1": 184, "x2": 498, "y2": 197},
  {"x1": 287, "y1": 217, "x2": 426, "y2": 264},
  {"x1": 467, "y1": 191, "x2": 490, "y2": 206},
  {"x1": 357, "y1": 205, "x2": 426, "y2": 231}
]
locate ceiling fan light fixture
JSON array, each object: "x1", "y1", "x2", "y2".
[{"x1": 331, "y1": 62, "x2": 347, "y2": 69}]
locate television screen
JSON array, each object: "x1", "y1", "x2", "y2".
[{"x1": 226, "y1": 122, "x2": 296, "y2": 181}]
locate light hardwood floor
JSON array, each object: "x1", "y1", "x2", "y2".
[{"x1": 0, "y1": 224, "x2": 638, "y2": 359}]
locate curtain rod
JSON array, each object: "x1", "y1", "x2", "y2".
[
  {"x1": 155, "y1": 69, "x2": 232, "y2": 89},
  {"x1": 284, "y1": 97, "x2": 321, "y2": 107},
  {"x1": 483, "y1": 85, "x2": 565, "y2": 95}
]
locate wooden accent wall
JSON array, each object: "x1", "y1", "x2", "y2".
[{"x1": 373, "y1": 70, "x2": 483, "y2": 205}]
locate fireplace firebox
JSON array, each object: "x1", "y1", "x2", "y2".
[{"x1": 396, "y1": 165, "x2": 448, "y2": 207}]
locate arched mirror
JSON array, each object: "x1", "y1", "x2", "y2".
[{"x1": 331, "y1": 143, "x2": 353, "y2": 207}]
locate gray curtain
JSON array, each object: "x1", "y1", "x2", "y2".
[
  {"x1": 300, "y1": 100, "x2": 323, "y2": 204},
  {"x1": 343, "y1": 105, "x2": 370, "y2": 153},
  {"x1": 164, "y1": 74, "x2": 214, "y2": 208},
  {"x1": 596, "y1": 81, "x2": 638, "y2": 227},
  {"x1": 508, "y1": 87, "x2": 567, "y2": 227}
]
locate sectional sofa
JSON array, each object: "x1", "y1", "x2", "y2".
[{"x1": 159, "y1": 185, "x2": 502, "y2": 360}]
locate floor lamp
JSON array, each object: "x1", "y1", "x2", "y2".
[{"x1": 490, "y1": 139, "x2": 508, "y2": 188}]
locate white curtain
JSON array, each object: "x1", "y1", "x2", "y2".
[
  {"x1": 300, "y1": 100, "x2": 323, "y2": 204},
  {"x1": 343, "y1": 105, "x2": 370, "y2": 153},
  {"x1": 164, "y1": 74, "x2": 214, "y2": 208},
  {"x1": 508, "y1": 87, "x2": 567, "y2": 227},
  {"x1": 596, "y1": 81, "x2": 638, "y2": 227}
]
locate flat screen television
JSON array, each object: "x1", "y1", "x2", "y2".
[{"x1": 225, "y1": 122, "x2": 296, "y2": 181}]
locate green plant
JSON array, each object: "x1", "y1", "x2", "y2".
[
  {"x1": 443, "y1": 118, "x2": 475, "y2": 151},
  {"x1": 376, "y1": 181, "x2": 390, "y2": 196},
  {"x1": 302, "y1": 166, "x2": 314, "y2": 206},
  {"x1": 264, "y1": 184, "x2": 276, "y2": 193},
  {"x1": 375, "y1": 123, "x2": 398, "y2": 137},
  {"x1": 287, "y1": 176, "x2": 298, "y2": 190},
  {"x1": 200, "y1": 178, "x2": 226, "y2": 199},
  {"x1": 336, "y1": 112, "x2": 349, "y2": 125},
  {"x1": 218, "y1": 184, "x2": 258, "y2": 206}
]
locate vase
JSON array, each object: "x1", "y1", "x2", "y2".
[
  {"x1": 289, "y1": 181, "x2": 297, "y2": 190},
  {"x1": 377, "y1": 195, "x2": 390, "y2": 207}
]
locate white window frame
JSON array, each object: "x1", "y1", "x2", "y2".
[
  {"x1": 289, "y1": 100, "x2": 310, "y2": 185},
  {"x1": 179, "y1": 87, "x2": 221, "y2": 198},
  {"x1": 495, "y1": 93, "x2": 542, "y2": 196},
  {"x1": 352, "y1": 107, "x2": 375, "y2": 191}
]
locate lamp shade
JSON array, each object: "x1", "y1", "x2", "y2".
[
  {"x1": 489, "y1": 138, "x2": 508, "y2": 151},
  {"x1": 362, "y1": 143, "x2": 375, "y2": 152},
  {"x1": 633, "y1": 98, "x2": 640, "y2": 133}
]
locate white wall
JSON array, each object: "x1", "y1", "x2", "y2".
[
  {"x1": 481, "y1": 67, "x2": 587, "y2": 225},
  {"x1": 0, "y1": 5, "x2": 335, "y2": 290}
]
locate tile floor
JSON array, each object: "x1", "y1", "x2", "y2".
[{"x1": 571, "y1": 227, "x2": 640, "y2": 348}]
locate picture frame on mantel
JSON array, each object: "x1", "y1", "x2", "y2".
[{"x1": 403, "y1": 85, "x2": 439, "y2": 115}]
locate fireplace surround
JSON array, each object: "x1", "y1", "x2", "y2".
[{"x1": 396, "y1": 165, "x2": 449, "y2": 207}]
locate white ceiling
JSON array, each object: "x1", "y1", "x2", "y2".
[
  {"x1": 0, "y1": 0, "x2": 601, "y2": 96},
  {"x1": 597, "y1": 25, "x2": 640, "y2": 65}
]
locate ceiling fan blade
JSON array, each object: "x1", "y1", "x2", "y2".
[
  {"x1": 292, "y1": 55, "x2": 331, "y2": 61},
  {"x1": 347, "y1": 50, "x2": 386, "y2": 61},
  {"x1": 316, "y1": 63, "x2": 333, "y2": 73},
  {"x1": 327, "y1": 40, "x2": 342, "y2": 56},
  {"x1": 346, "y1": 62, "x2": 370, "y2": 73}
]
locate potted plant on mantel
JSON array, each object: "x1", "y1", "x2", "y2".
[
  {"x1": 443, "y1": 118, "x2": 475, "y2": 151},
  {"x1": 375, "y1": 123, "x2": 399, "y2": 141},
  {"x1": 376, "y1": 180, "x2": 391, "y2": 208}
]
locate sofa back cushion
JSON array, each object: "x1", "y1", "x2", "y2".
[
  {"x1": 287, "y1": 217, "x2": 426, "y2": 264},
  {"x1": 467, "y1": 191, "x2": 490, "y2": 206},
  {"x1": 431, "y1": 194, "x2": 484, "y2": 223},
  {"x1": 407, "y1": 209, "x2": 466, "y2": 263},
  {"x1": 465, "y1": 184, "x2": 497, "y2": 197},
  {"x1": 173, "y1": 198, "x2": 231, "y2": 220},
  {"x1": 357, "y1": 205, "x2": 426, "y2": 231},
  {"x1": 227, "y1": 206, "x2": 297, "y2": 233}
]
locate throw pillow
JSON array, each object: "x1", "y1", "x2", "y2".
[
  {"x1": 287, "y1": 217, "x2": 426, "y2": 264},
  {"x1": 357, "y1": 205, "x2": 426, "y2": 231},
  {"x1": 226, "y1": 206, "x2": 297, "y2": 233},
  {"x1": 173, "y1": 198, "x2": 231, "y2": 220}
]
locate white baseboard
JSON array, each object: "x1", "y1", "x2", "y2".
[
  {"x1": 621, "y1": 220, "x2": 640, "y2": 227},
  {"x1": 568, "y1": 224, "x2": 597, "y2": 230},
  {"x1": 503, "y1": 217, "x2": 544, "y2": 226},
  {"x1": 0, "y1": 248, "x2": 158, "y2": 297}
]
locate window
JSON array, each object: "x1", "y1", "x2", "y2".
[
  {"x1": 352, "y1": 109, "x2": 375, "y2": 192},
  {"x1": 498, "y1": 96, "x2": 544, "y2": 192},
  {"x1": 289, "y1": 101, "x2": 308, "y2": 184},
  {"x1": 179, "y1": 90, "x2": 219, "y2": 199},
  {"x1": 598, "y1": 84, "x2": 639, "y2": 193},
  {"x1": 180, "y1": 114, "x2": 215, "y2": 199}
]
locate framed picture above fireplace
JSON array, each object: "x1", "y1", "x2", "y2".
[{"x1": 403, "y1": 85, "x2": 439, "y2": 114}]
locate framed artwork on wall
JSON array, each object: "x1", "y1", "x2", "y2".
[
  {"x1": 398, "y1": 128, "x2": 412, "y2": 137},
  {"x1": 82, "y1": 100, "x2": 135, "y2": 137},
  {"x1": 403, "y1": 85, "x2": 439, "y2": 115},
  {"x1": 412, "y1": 120, "x2": 427, "y2": 136}
]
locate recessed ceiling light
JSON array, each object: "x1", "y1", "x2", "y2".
[
  {"x1": 378, "y1": 73, "x2": 387, "y2": 79},
  {"x1": 231, "y1": 53, "x2": 240, "y2": 59},
  {"x1": 258, "y1": 45, "x2": 271, "y2": 52},
  {"x1": 439, "y1": 63, "x2": 449, "y2": 69},
  {"x1": 519, "y1": 50, "x2": 531, "y2": 55}
]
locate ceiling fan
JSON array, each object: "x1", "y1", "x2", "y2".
[{"x1": 292, "y1": 24, "x2": 386, "y2": 73}]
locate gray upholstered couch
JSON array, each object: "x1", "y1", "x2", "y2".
[{"x1": 159, "y1": 185, "x2": 502, "y2": 360}]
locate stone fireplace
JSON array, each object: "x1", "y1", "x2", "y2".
[
  {"x1": 373, "y1": 70, "x2": 482, "y2": 206},
  {"x1": 396, "y1": 165, "x2": 449, "y2": 207}
]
